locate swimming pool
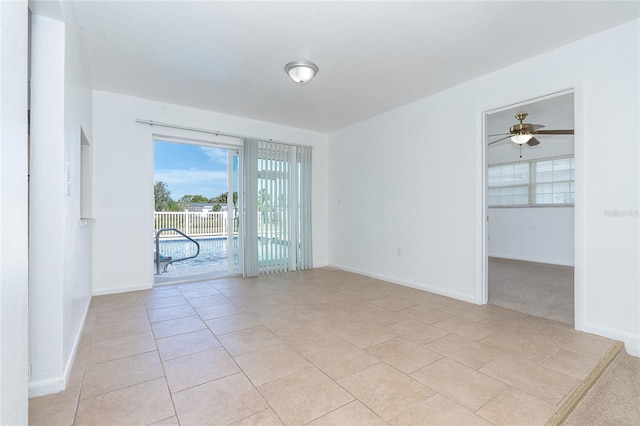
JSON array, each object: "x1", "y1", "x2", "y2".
[{"x1": 156, "y1": 237, "x2": 239, "y2": 279}]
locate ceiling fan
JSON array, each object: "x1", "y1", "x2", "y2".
[{"x1": 488, "y1": 113, "x2": 574, "y2": 147}]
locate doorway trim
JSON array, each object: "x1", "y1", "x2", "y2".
[{"x1": 478, "y1": 83, "x2": 585, "y2": 330}]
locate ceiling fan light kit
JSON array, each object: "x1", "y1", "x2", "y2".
[
  {"x1": 285, "y1": 60, "x2": 318, "y2": 86},
  {"x1": 511, "y1": 133, "x2": 533, "y2": 144}
]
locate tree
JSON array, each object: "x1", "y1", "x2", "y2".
[
  {"x1": 214, "y1": 192, "x2": 227, "y2": 204},
  {"x1": 178, "y1": 194, "x2": 210, "y2": 210},
  {"x1": 154, "y1": 181, "x2": 177, "y2": 211},
  {"x1": 210, "y1": 191, "x2": 238, "y2": 205},
  {"x1": 191, "y1": 194, "x2": 209, "y2": 203},
  {"x1": 178, "y1": 195, "x2": 194, "y2": 205}
]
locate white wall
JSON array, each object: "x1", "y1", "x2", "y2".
[
  {"x1": 0, "y1": 1, "x2": 29, "y2": 423},
  {"x1": 92, "y1": 92, "x2": 329, "y2": 295},
  {"x1": 488, "y1": 207, "x2": 574, "y2": 266},
  {"x1": 328, "y1": 20, "x2": 639, "y2": 355},
  {"x1": 29, "y1": 9, "x2": 93, "y2": 396}
]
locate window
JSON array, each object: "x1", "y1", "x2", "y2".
[
  {"x1": 487, "y1": 162, "x2": 530, "y2": 206},
  {"x1": 534, "y1": 157, "x2": 575, "y2": 204},
  {"x1": 488, "y1": 156, "x2": 574, "y2": 207}
]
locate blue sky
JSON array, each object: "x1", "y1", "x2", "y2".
[{"x1": 154, "y1": 140, "x2": 234, "y2": 200}]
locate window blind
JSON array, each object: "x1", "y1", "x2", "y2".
[{"x1": 242, "y1": 139, "x2": 312, "y2": 276}]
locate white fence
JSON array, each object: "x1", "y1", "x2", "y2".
[
  {"x1": 154, "y1": 211, "x2": 238, "y2": 238},
  {"x1": 154, "y1": 210, "x2": 290, "y2": 240}
]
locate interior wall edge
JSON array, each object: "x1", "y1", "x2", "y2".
[
  {"x1": 0, "y1": 0, "x2": 29, "y2": 423},
  {"x1": 28, "y1": 10, "x2": 67, "y2": 393}
]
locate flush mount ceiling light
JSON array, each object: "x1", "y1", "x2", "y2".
[{"x1": 284, "y1": 60, "x2": 318, "y2": 86}]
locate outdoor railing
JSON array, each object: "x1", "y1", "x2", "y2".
[
  {"x1": 154, "y1": 211, "x2": 238, "y2": 238},
  {"x1": 154, "y1": 209, "x2": 289, "y2": 239}
]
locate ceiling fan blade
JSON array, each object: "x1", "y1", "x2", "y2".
[
  {"x1": 521, "y1": 123, "x2": 545, "y2": 132},
  {"x1": 488, "y1": 132, "x2": 510, "y2": 137},
  {"x1": 534, "y1": 129, "x2": 574, "y2": 135},
  {"x1": 527, "y1": 137, "x2": 541, "y2": 147},
  {"x1": 488, "y1": 135, "x2": 512, "y2": 145}
]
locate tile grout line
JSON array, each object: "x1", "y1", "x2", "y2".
[
  {"x1": 180, "y1": 294, "x2": 285, "y2": 425},
  {"x1": 74, "y1": 300, "x2": 165, "y2": 423},
  {"x1": 545, "y1": 341, "x2": 624, "y2": 426},
  {"x1": 233, "y1": 312, "x2": 387, "y2": 425},
  {"x1": 144, "y1": 300, "x2": 180, "y2": 424}
]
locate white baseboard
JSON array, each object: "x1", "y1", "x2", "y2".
[
  {"x1": 578, "y1": 322, "x2": 640, "y2": 358},
  {"x1": 92, "y1": 283, "x2": 151, "y2": 296},
  {"x1": 28, "y1": 296, "x2": 92, "y2": 398},
  {"x1": 327, "y1": 263, "x2": 476, "y2": 304},
  {"x1": 488, "y1": 253, "x2": 574, "y2": 267},
  {"x1": 28, "y1": 376, "x2": 66, "y2": 398},
  {"x1": 63, "y1": 297, "x2": 92, "y2": 382}
]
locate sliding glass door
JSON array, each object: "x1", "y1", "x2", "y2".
[{"x1": 153, "y1": 139, "x2": 240, "y2": 284}]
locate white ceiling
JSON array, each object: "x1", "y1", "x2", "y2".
[{"x1": 46, "y1": 1, "x2": 639, "y2": 133}]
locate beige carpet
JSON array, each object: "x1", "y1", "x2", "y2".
[
  {"x1": 565, "y1": 349, "x2": 640, "y2": 425},
  {"x1": 489, "y1": 257, "x2": 574, "y2": 325}
]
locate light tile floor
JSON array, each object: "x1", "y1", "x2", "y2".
[{"x1": 29, "y1": 268, "x2": 617, "y2": 426}]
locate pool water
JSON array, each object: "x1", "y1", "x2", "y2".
[{"x1": 156, "y1": 237, "x2": 239, "y2": 278}]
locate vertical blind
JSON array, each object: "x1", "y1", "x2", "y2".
[
  {"x1": 296, "y1": 145, "x2": 313, "y2": 270},
  {"x1": 242, "y1": 139, "x2": 312, "y2": 276}
]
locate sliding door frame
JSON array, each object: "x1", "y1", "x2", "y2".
[{"x1": 152, "y1": 133, "x2": 242, "y2": 283}]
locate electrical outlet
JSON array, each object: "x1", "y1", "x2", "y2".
[{"x1": 397, "y1": 248, "x2": 402, "y2": 257}]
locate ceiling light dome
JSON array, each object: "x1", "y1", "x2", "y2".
[
  {"x1": 285, "y1": 60, "x2": 318, "y2": 86},
  {"x1": 511, "y1": 133, "x2": 533, "y2": 144}
]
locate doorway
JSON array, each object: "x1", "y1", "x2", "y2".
[
  {"x1": 153, "y1": 138, "x2": 240, "y2": 284},
  {"x1": 484, "y1": 92, "x2": 576, "y2": 324}
]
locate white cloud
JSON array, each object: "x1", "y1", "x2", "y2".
[{"x1": 200, "y1": 147, "x2": 228, "y2": 165}]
